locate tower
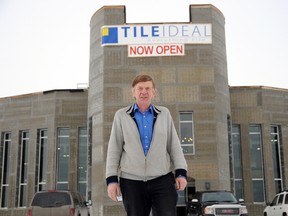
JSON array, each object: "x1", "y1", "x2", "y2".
[{"x1": 88, "y1": 4, "x2": 230, "y2": 215}]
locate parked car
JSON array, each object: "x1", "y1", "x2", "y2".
[
  {"x1": 187, "y1": 190, "x2": 248, "y2": 216},
  {"x1": 263, "y1": 190, "x2": 288, "y2": 216},
  {"x1": 27, "y1": 190, "x2": 90, "y2": 216}
]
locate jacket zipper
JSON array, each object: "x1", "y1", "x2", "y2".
[{"x1": 144, "y1": 157, "x2": 147, "y2": 182}]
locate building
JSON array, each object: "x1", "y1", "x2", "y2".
[
  {"x1": 0, "y1": 89, "x2": 88, "y2": 215},
  {"x1": 0, "y1": 4, "x2": 287, "y2": 216},
  {"x1": 229, "y1": 86, "x2": 288, "y2": 215}
]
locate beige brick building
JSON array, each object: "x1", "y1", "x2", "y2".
[
  {"x1": 0, "y1": 90, "x2": 88, "y2": 216},
  {"x1": 0, "y1": 4, "x2": 288, "y2": 216},
  {"x1": 229, "y1": 86, "x2": 288, "y2": 215}
]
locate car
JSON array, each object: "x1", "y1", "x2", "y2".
[
  {"x1": 263, "y1": 190, "x2": 288, "y2": 216},
  {"x1": 186, "y1": 190, "x2": 248, "y2": 216},
  {"x1": 27, "y1": 190, "x2": 90, "y2": 216}
]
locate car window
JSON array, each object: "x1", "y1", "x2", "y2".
[
  {"x1": 202, "y1": 192, "x2": 237, "y2": 202},
  {"x1": 31, "y1": 192, "x2": 71, "y2": 207},
  {"x1": 277, "y1": 194, "x2": 284, "y2": 205},
  {"x1": 285, "y1": 194, "x2": 288, "y2": 204},
  {"x1": 271, "y1": 195, "x2": 279, "y2": 206}
]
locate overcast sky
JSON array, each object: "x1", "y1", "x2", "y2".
[{"x1": 0, "y1": 0, "x2": 287, "y2": 98}]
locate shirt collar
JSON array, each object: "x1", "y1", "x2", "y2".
[{"x1": 133, "y1": 103, "x2": 153, "y2": 113}]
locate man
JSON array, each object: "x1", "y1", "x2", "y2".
[{"x1": 106, "y1": 74, "x2": 187, "y2": 216}]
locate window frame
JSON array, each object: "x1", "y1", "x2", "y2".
[
  {"x1": 17, "y1": 130, "x2": 29, "y2": 207},
  {"x1": 56, "y1": 128, "x2": 70, "y2": 190},
  {"x1": 231, "y1": 124, "x2": 244, "y2": 200},
  {"x1": 0, "y1": 132, "x2": 11, "y2": 208},
  {"x1": 270, "y1": 125, "x2": 284, "y2": 194},
  {"x1": 36, "y1": 129, "x2": 48, "y2": 192},
  {"x1": 249, "y1": 124, "x2": 265, "y2": 203},
  {"x1": 179, "y1": 112, "x2": 195, "y2": 155},
  {"x1": 78, "y1": 127, "x2": 88, "y2": 198}
]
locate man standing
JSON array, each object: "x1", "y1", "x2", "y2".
[{"x1": 106, "y1": 74, "x2": 187, "y2": 216}]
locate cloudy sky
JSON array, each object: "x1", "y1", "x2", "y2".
[{"x1": 0, "y1": 0, "x2": 287, "y2": 97}]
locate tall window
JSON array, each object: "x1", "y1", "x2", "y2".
[
  {"x1": 36, "y1": 129, "x2": 48, "y2": 191},
  {"x1": 271, "y1": 125, "x2": 284, "y2": 194},
  {"x1": 17, "y1": 131, "x2": 29, "y2": 207},
  {"x1": 249, "y1": 125, "x2": 264, "y2": 203},
  {"x1": 231, "y1": 125, "x2": 244, "y2": 199},
  {"x1": 179, "y1": 112, "x2": 194, "y2": 155},
  {"x1": 78, "y1": 128, "x2": 88, "y2": 197},
  {"x1": 0, "y1": 132, "x2": 11, "y2": 208},
  {"x1": 56, "y1": 128, "x2": 70, "y2": 190}
]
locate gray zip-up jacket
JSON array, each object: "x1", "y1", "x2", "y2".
[{"x1": 106, "y1": 104, "x2": 187, "y2": 184}]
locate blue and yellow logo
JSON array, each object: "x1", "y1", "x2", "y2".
[{"x1": 102, "y1": 27, "x2": 118, "y2": 45}]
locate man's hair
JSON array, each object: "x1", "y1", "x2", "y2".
[{"x1": 131, "y1": 74, "x2": 155, "y2": 88}]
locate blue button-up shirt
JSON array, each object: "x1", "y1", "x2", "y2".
[{"x1": 134, "y1": 104, "x2": 154, "y2": 156}]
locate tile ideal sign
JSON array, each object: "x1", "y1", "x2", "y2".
[{"x1": 101, "y1": 24, "x2": 212, "y2": 57}]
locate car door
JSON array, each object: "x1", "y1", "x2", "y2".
[
  {"x1": 274, "y1": 194, "x2": 284, "y2": 215},
  {"x1": 284, "y1": 193, "x2": 288, "y2": 215},
  {"x1": 266, "y1": 195, "x2": 279, "y2": 216}
]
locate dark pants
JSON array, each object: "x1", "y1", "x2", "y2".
[{"x1": 120, "y1": 172, "x2": 178, "y2": 216}]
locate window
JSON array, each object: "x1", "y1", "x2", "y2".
[
  {"x1": 78, "y1": 128, "x2": 88, "y2": 197},
  {"x1": 278, "y1": 194, "x2": 284, "y2": 205},
  {"x1": 56, "y1": 128, "x2": 70, "y2": 190},
  {"x1": 271, "y1": 125, "x2": 284, "y2": 194},
  {"x1": 36, "y1": 129, "x2": 48, "y2": 191},
  {"x1": 231, "y1": 125, "x2": 244, "y2": 200},
  {"x1": 285, "y1": 194, "x2": 288, "y2": 204},
  {"x1": 271, "y1": 195, "x2": 279, "y2": 206},
  {"x1": 0, "y1": 132, "x2": 11, "y2": 208},
  {"x1": 87, "y1": 117, "x2": 93, "y2": 202},
  {"x1": 17, "y1": 131, "x2": 29, "y2": 207},
  {"x1": 179, "y1": 112, "x2": 194, "y2": 155},
  {"x1": 249, "y1": 125, "x2": 264, "y2": 203}
]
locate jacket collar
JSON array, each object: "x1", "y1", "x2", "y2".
[
  {"x1": 126, "y1": 104, "x2": 161, "y2": 115},
  {"x1": 127, "y1": 104, "x2": 160, "y2": 127}
]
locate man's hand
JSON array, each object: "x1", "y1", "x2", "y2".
[
  {"x1": 175, "y1": 177, "x2": 187, "y2": 191},
  {"x1": 107, "y1": 183, "x2": 121, "y2": 201}
]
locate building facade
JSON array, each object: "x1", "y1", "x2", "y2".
[
  {"x1": 0, "y1": 4, "x2": 287, "y2": 216},
  {"x1": 229, "y1": 86, "x2": 288, "y2": 215},
  {"x1": 0, "y1": 89, "x2": 88, "y2": 216}
]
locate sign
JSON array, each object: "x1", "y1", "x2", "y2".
[
  {"x1": 128, "y1": 44, "x2": 185, "y2": 57},
  {"x1": 101, "y1": 24, "x2": 212, "y2": 46}
]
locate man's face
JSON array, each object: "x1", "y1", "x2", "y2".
[{"x1": 132, "y1": 81, "x2": 155, "y2": 107}]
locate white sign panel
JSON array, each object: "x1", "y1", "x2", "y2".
[
  {"x1": 128, "y1": 44, "x2": 185, "y2": 57},
  {"x1": 101, "y1": 24, "x2": 212, "y2": 46}
]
